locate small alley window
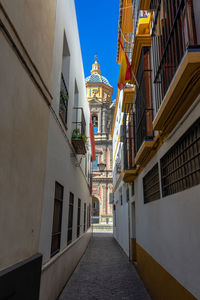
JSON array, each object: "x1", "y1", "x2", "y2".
[
  {"x1": 59, "y1": 32, "x2": 70, "y2": 128},
  {"x1": 51, "y1": 182, "x2": 64, "y2": 257},
  {"x1": 143, "y1": 163, "x2": 160, "y2": 204},
  {"x1": 77, "y1": 198, "x2": 81, "y2": 238},
  {"x1": 92, "y1": 115, "x2": 98, "y2": 134},
  {"x1": 67, "y1": 192, "x2": 74, "y2": 245},
  {"x1": 161, "y1": 118, "x2": 200, "y2": 197},
  {"x1": 92, "y1": 156, "x2": 98, "y2": 170},
  {"x1": 83, "y1": 203, "x2": 86, "y2": 232}
]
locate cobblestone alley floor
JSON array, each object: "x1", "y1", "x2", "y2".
[{"x1": 59, "y1": 233, "x2": 151, "y2": 300}]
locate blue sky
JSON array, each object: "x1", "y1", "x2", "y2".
[{"x1": 74, "y1": 0, "x2": 120, "y2": 100}]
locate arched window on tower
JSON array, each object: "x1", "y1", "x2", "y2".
[{"x1": 92, "y1": 115, "x2": 98, "y2": 134}]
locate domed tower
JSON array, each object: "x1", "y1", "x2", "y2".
[
  {"x1": 85, "y1": 58, "x2": 114, "y2": 229},
  {"x1": 85, "y1": 58, "x2": 113, "y2": 103}
]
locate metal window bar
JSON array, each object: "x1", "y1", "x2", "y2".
[
  {"x1": 143, "y1": 163, "x2": 161, "y2": 203},
  {"x1": 67, "y1": 192, "x2": 74, "y2": 245},
  {"x1": 151, "y1": 0, "x2": 198, "y2": 113},
  {"x1": 124, "y1": 33, "x2": 133, "y2": 59},
  {"x1": 51, "y1": 182, "x2": 63, "y2": 257},
  {"x1": 72, "y1": 107, "x2": 86, "y2": 137},
  {"x1": 59, "y1": 73, "x2": 69, "y2": 125},
  {"x1": 83, "y1": 203, "x2": 86, "y2": 232},
  {"x1": 123, "y1": 103, "x2": 136, "y2": 170},
  {"x1": 161, "y1": 117, "x2": 200, "y2": 197},
  {"x1": 77, "y1": 199, "x2": 81, "y2": 238},
  {"x1": 135, "y1": 47, "x2": 154, "y2": 153}
]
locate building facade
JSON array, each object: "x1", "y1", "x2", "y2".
[
  {"x1": 0, "y1": 1, "x2": 93, "y2": 299},
  {"x1": 39, "y1": 1, "x2": 93, "y2": 299},
  {"x1": 112, "y1": 0, "x2": 200, "y2": 299},
  {"x1": 0, "y1": 1, "x2": 57, "y2": 298},
  {"x1": 86, "y1": 60, "x2": 114, "y2": 226}
]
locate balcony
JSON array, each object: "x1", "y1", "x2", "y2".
[
  {"x1": 71, "y1": 107, "x2": 86, "y2": 155},
  {"x1": 122, "y1": 85, "x2": 135, "y2": 112},
  {"x1": 135, "y1": 47, "x2": 154, "y2": 165},
  {"x1": 151, "y1": 0, "x2": 200, "y2": 134},
  {"x1": 121, "y1": 103, "x2": 137, "y2": 183},
  {"x1": 138, "y1": 0, "x2": 151, "y2": 10},
  {"x1": 59, "y1": 73, "x2": 69, "y2": 128},
  {"x1": 131, "y1": 13, "x2": 152, "y2": 80}
]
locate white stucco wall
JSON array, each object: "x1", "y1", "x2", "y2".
[
  {"x1": 39, "y1": 1, "x2": 92, "y2": 298},
  {"x1": 135, "y1": 96, "x2": 200, "y2": 299}
]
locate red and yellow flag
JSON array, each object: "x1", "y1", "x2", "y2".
[{"x1": 118, "y1": 39, "x2": 132, "y2": 90}]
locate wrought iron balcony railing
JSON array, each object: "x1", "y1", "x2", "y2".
[
  {"x1": 151, "y1": 0, "x2": 198, "y2": 113},
  {"x1": 59, "y1": 73, "x2": 69, "y2": 126},
  {"x1": 71, "y1": 107, "x2": 86, "y2": 155},
  {"x1": 135, "y1": 47, "x2": 153, "y2": 153},
  {"x1": 122, "y1": 103, "x2": 136, "y2": 170}
]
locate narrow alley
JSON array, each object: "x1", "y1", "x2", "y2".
[
  {"x1": 59, "y1": 233, "x2": 151, "y2": 300},
  {"x1": 1, "y1": 0, "x2": 200, "y2": 299}
]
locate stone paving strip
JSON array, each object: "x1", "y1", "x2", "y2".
[{"x1": 59, "y1": 233, "x2": 151, "y2": 300}]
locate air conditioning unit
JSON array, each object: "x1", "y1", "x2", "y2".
[{"x1": 109, "y1": 193, "x2": 114, "y2": 204}]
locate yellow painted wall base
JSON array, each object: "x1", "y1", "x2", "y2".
[
  {"x1": 136, "y1": 243, "x2": 197, "y2": 300},
  {"x1": 131, "y1": 238, "x2": 136, "y2": 261}
]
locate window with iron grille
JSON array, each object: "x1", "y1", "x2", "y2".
[
  {"x1": 59, "y1": 73, "x2": 68, "y2": 126},
  {"x1": 51, "y1": 182, "x2": 63, "y2": 257},
  {"x1": 67, "y1": 192, "x2": 74, "y2": 245},
  {"x1": 87, "y1": 205, "x2": 89, "y2": 229},
  {"x1": 126, "y1": 188, "x2": 130, "y2": 202},
  {"x1": 123, "y1": 104, "x2": 136, "y2": 170},
  {"x1": 135, "y1": 47, "x2": 153, "y2": 153},
  {"x1": 83, "y1": 203, "x2": 86, "y2": 232},
  {"x1": 161, "y1": 118, "x2": 200, "y2": 197},
  {"x1": 131, "y1": 182, "x2": 135, "y2": 196},
  {"x1": 151, "y1": 0, "x2": 197, "y2": 113},
  {"x1": 77, "y1": 198, "x2": 81, "y2": 238},
  {"x1": 143, "y1": 163, "x2": 160, "y2": 203}
]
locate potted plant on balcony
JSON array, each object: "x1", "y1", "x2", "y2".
[{"x1": 71, "y1": 128, "x2": 87, "y2": 155}]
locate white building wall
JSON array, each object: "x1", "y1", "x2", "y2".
[
  {"x1": 113, "y1": 89, "x2": 130, "y2": 256},
  {"x1": 135, "y1": 97, "x2": 200, "y2": 299},
  {"x1": 39, "y1": 1, "x2": 92, "y2": 299}
]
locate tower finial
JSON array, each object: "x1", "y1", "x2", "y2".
[{"x1": 94, "y1": 53, "x2": 98, "y2": 62}]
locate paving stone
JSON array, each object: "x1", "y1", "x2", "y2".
[{"x1": 59, "y1": 233, "x2": 151, "y2": 300}]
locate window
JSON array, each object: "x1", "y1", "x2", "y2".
[
  {"x1": 67, "y1": 192, "x2": 74, "y2": 245},
  {"x1": 59, "y1": 33, "x2": 70, "y2": 127},
  {"x1": 51, "y1": 182, "x2": 63, "y2": 257},
  {"x1": 131, "y1": 182, "x2": 135, "y2": 196},
  {"x1": 77, "y1": 199, "x2": 81, "y2": 238},
  {"x1": 151, "y1": 0, "x2": 197, "y2": 112},
  {"x1": 92, "y1": 115, "x2": 98, "y2": 133},
  {"x1": 59, "y1": 74, "x2": 68, "y2": 127},
  {"x1": 135, "y1": 47, "x2": 153, "y2": 153},
  {"x1": 87, "y1": 204, "x2": 91, "y2": 229},
  {"x1": 126, "y1": 188, "x2": 129, "y2": 202},
  {"x1": 143, "y1": 163, "x2": 160, "y2": 204},
  {"x1": 92, "y1": 156, "x2": 98, "y2": 170},
  {"x1": 83, "y1": 203, "x2": 86, "y2": 232},
  {"x1": 120, "y1": 194, "x2": 123, "y2": 206},
  {"x1": 161, "y1": 118, "x2": 200, "y2": 197}
]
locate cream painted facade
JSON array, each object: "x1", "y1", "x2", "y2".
[
  {"x1": 0, "y1": 0, "x2": 92, "y2": 298},
  {"x1": 39, "y1": 1, "x2": 92, "y2": 299},
  {"x1": 0, "y1": 0, "x2": 56, "y2": 297},
  {"x1": 113, "y1": 1, "x2": 200, "y2": 299}
]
